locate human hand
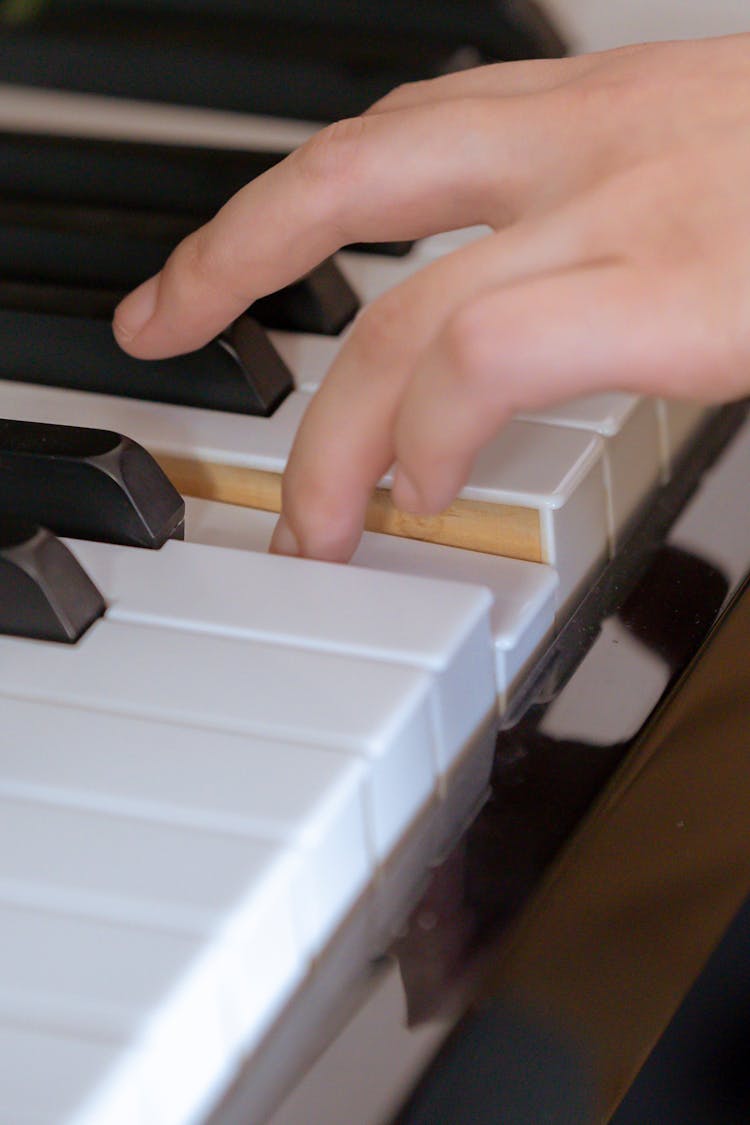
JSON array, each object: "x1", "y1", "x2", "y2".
[{"x1": 114, "y1": 35, "x2": 750, "y2": 561}]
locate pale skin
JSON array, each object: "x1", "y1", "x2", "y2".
[{"x1": 114, "y1": 34, "x2": 750, "y2": 561}]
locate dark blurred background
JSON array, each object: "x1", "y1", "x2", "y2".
[{"x1": 0, "y1": 0, "x2": 567, "y2": 119}]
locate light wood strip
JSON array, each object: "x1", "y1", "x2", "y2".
[{"x1": 156, "y1": 457, "x2": 544, "y2": 563}]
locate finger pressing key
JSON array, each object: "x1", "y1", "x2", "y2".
[{"x1": 269, "y1": 209, "x2": 602, "y2": 562}]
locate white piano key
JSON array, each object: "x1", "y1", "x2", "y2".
[
  {"x1": 0, "y1": 904, "x2": 237, "y2": 1125},
  {"x1": 459, "y1": 421, "x2": 608, "y2": 607},
  {"x1": 0, "y1": 696, "x2": 370, "y2": 949},
  {"x1": 518, "y1": 394, "x2": 662, "y2": 548},
  {"x1": 0, "y1": 1022, "x2": 145, "y2": 1125},
  {"x1": 0, "y1": 621, "x2": 435, "y2": 857},
  {"x1": 0, "y1": 380, "x2": 602, "y2": 589},
  {"x1": 0, "y1": 903, "x2": 214, "y2": 1038},
  {"x1": 0, "y1": 795, "x2": 305, "y2": 1051},
  {"x1": 657, "y1": 398, "x2": 714, "y2": 476},
  {"x1": 270, "y1": 329, "x2": 342, "y2": 392},
  {"x1": 0, "y1": 83, "x2": 318, "y2": 151},
  {"x1": 184, "y1": 498, "x2": 558, "y2": 702},
  {"x1": 185, "y1": 497, "x2": 281, "y2": 552},
  {"x1": 65, "y1": 538, "x2": 495, "y2": 774},
  {"x1": 349, "y1": 535, "x2": 557, "y2": 705},
  {"x1": 0, "y1": 380, "x2": 314, "y2": 473},
  {"x1": 337, "y1": 228, "x2": 493, "y2": 303},
  {"x1": 410, "y1": 226, "x2": 492, "y2": 260},
  {"x1": 338, "y1": 251, "x2": 420, "y2": 302}
]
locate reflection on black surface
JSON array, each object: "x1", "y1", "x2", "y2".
[
  {"x1": 617, "y1": 543, "x2": 730, "y2": 673},
  {"x1": 396, "y1": 570, "x2": 750, "y2": 1125},
  {"x1": 397, "y1": 544, "x2": 730, "y2": 1021},
  {"x1": 394, "y1": 481, "x2": 749, "y2": 1125},
  {"x1": 470, "y1": 544, "x2": 730, "y2": 930}
]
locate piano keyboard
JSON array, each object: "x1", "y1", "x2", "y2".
[
  {"x1": 0, "y1": 82, "x2": 722, "y2": 1125},
  {"x1": 0, "y1": 530, "x2": 500, "y2": 1125},
  {"x1": 0, "y1": 84, "x2": 711, "y2": 605}
]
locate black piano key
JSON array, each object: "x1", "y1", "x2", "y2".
[
  {"x1": 0, "y1": 280, "x2": 125, "y2": 319},
  {"x1": 0, "y1": 517, "x2": 106, "y2": 643},
  {"x1": 252, "y1": 258, "x2": 359, "y2": 335},
  {"x1": 0, "y1": 295, "x2": 294, "y2": 417},
  {"x1": 0, "y1": 419, "x2": 185, "y2": 549},
  {"x1": 0, "y1": 131, "x2": 279, "y2": 216},
  {"x1": 0, "y1": 137, "x2": 413, "y2": 258},
  {"x1": 0, "y1": 4, "x2": 566, "y2": 121},
  {"x1": 346, "y1": 240, "x2": 414, "y2": 258},
  {"x1": 0, "y1": 218, "x2": 169, "y2": 293},
  {"x1": 0, "y1": 199, "x2": 196, "y2": 243},
  {"x1": 0, "y1": 209, "x2": 360, "y2": 334}
]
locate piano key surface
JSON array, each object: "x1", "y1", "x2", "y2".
[
  {"x1": 0, "y1": 531, "x2": 499, "y2": 1123},
  {"x1": 0, "y1": 904, "x2": 241, "y2": 1125},
  {"x1": 0, "y1": 374, "x2": 610, "y2": 595},
  {"x1": 183, "y1": 497, "x2": 559, "y2": 704},
  {"x1": 2, "y1": 622, "x2": 440, "y2": 853},
  {"x1": 0, "y1": 1022, "x2": 146, "y2": 1125},
  {"x1": 64, "y1": 536, "x2": 496, "y2": 774},
  {"x1": 517, "y1": 394, "x2": 663, "y2": 549},
  {"x1": 0, "y1": 695, "x2": 371, "y2": 946}
]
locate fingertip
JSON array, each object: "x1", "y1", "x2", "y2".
[
  {"x1": 113, "y1": 275, "x2": 160, "y2": 352},
  {"x1": 273, "y1": 485, "x2": 368, "y2": 562},
  {"x1": 392, "y1": 463, "x2": 461, "y2": 517},
  {"x1": 269, "y1": 514, "x2": 300, "y2": 557},
  {"x1": 391, "y1": 465, "x2": 427, "y2": 514}
]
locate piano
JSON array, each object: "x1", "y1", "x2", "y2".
[{"x1": 1, "y1": 7, "x2": 750, "y2": 1124}]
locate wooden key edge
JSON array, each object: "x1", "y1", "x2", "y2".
[{"x1": 155, "y1": 456, "x2": 544, "y2": 563}]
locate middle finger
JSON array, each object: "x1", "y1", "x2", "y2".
[{"x1": 276, "y1": 205, "x2": 601, "y2": 561}]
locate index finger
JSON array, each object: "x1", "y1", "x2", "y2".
[{"x1": 113, "y1": 94, "x2": 567, "y2": 359}]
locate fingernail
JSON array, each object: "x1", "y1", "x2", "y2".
[
  {"x1": 392, "y1": 466, "x2": 424, "y2": 513},
  {"x1": 113, "y1": 275, "x2": 159, "y2": 344},
  {"x1": 269, "y1": 514, "x2": 300, "y2": 557}
]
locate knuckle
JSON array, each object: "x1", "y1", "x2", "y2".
[
  {"x1": 168, "y1": 220, "x2": 261, "y2": 308},
  {"x1": 293, "y1": 116, "x2": 369, "y2": 188},
  {"x1": 284, "y1": 474, "x2": 355, "y2": 558},
  {"x1": 367, "y1": 79, "x2": 428, "y2": 113},
  {"x1": 351, "y1": 294, "x2": 407, "y2": 362},
  {"x1": 546, "y1": 68, "x2": 628, "y2": 126},
  {"x1": 441, "y1": 303, "x2": 501, "y2": 394},
  {"x1": 443, "y1": 95, "x2": 502, "y2": 146},
  {"x1": 168, "y1": 223, "x2": 229, "y2": 291},
  {"x1": 542, "y1": 78, "x2": 596, "y2": 126}
]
